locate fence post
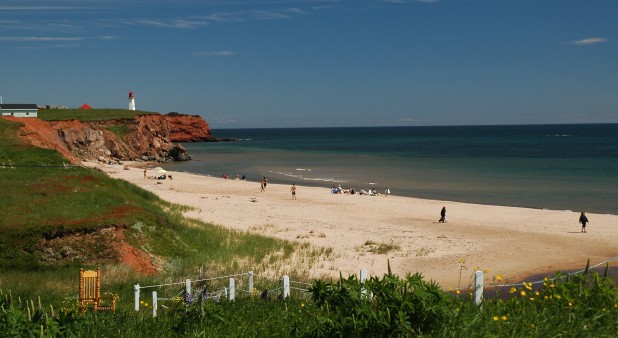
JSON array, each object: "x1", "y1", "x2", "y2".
[
  {"x1": 474, "y1": 270, "x2": 484, "y2": 305},
  {"x1": 152, "y1": 291, "x2": 157, "y2": 318},
  {"x1": 229, "y1": 277, "x2": 236, "y2": 301},
  {"x1": 360, "y1": 268, "x2": 368, "y2": 298},
  {"x1": 248, "y1": 271, "x2": 254, "y2": 295},
  {"x1": 282, "y1": 275, "x2": 290, "y2": 299},
  {"x1": 134, "y1": 284, "x2": 140, "y2": 312},
  {"x1": 185, "y1": 279, "x2": 192, "y2": 310}
]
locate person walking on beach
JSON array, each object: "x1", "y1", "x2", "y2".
[
  {"x1": 579, "y1": 211, "x2": 589, "y2": 233},
  {"x1": 291, "y1": 184, "x2": 297, "y2": 200},
  {"x1": 260, "y1": 177, "x2": 267, "y2": 192},
  {"x1": 143, "y1": 168, "x2": 147, "y2": 179},
  {"x1": 439, "y1": 206, "x2": 446, "y2": 223}
]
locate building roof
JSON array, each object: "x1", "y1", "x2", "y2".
[
  {"x1": 0, "y1": 104, "x2": 38, "y2": 110},
  {"x1": 79, "y1": 103, "x2": 93, "y2": 109}
]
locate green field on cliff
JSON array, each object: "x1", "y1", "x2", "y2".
[{"x1": 38, "y1": 108, "x2": 158, "y2": 122}]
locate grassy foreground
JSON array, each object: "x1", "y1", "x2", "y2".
[
  {"x1": 1, "y1": 116, "x2": 617, "y2": 336},
  {"x1": 2, "y1": 269, "x2": 617, "y2": 336}
]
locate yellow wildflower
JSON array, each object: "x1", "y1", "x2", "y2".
[
  {"x1": 529, "y1": 297, "x2": 535, "y2": 301},
  {"x1": 456, "y1": 290, "x2": 461, "y2": 294},
  {"x1": 555, "y1": 295, "x2": 561, "y2": 300},
  {"x1": 493, "y1": 316, "x2": 499, "y2": 321},
  {"x1": 569, "y1": 302, "x2": 573, "y2": 307},
  {"x1": 501, "y1": 315, "x2": 507, "y2": 321},
  {"x1": 535, "y1": 291, "x2": 540, "y2": 296},
  {"x1": 301, "y1": 303, "x2": 305, "y2": 308},
  {"x1": 495, "y1": 275, "x2": 502, "y2": 281},
  {"x1": 509, "y1": 287, "x2": 517, "y2": 294},
  {"x1": 520, "y1": 290, "x2": 526, "y2": 297}
]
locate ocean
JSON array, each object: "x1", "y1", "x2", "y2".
[{"x1": 166, "y1": 124, "x2": 618, "y2": 215}]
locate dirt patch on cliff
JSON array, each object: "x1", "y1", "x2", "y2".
[
  {"x1": 37, "y1": 226, "x2": 158, "y2": 275},
  {"x1": 5, "y1": 116, "x2": 79, "y2": 163}
]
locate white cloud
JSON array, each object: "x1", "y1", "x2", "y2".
[
  {"x1": 568, "y1": 37, "x2": 608, "y2": 45},
  {"x1": 0, "y1": 36, "x2": 83, "y2": 41}
]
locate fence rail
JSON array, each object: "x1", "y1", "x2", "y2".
[{"x1": 134, "y1": 257, "x2": 616, "y2": 317}]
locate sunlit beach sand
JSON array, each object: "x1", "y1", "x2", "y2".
[{"x1": 85, "y1": 161, "x2": 618, "y2": 289}]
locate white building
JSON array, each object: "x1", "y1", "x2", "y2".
[
  {"x1": 128, "y1": 91, "x2": 136, "y2": 111},
  {"x1": 0, "y1": 104, "x2": 38, "y2": 117}
]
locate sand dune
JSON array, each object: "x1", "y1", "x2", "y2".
[{"x1": 85, "y1": 161, "x2": 618, "y2": 289}]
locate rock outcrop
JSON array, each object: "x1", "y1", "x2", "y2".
[{"x1": 6, "y1": 113, "x2": 215, "y2": 164}]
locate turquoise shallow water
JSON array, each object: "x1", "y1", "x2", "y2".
[{"x1": 166, "y1": 124, "x2": 618, "y2": 214}]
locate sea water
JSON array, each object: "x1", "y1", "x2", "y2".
[{"x1": 166, "y1": 124, "x2": 618, "y2": 214}]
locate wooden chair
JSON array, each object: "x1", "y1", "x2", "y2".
[{"x1": 79, "y1": 268, "x2": 116, "y2": 311}]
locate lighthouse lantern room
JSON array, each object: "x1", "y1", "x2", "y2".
[{"x1": 128, "y1": 91, "x2": 136, "y2": 111}]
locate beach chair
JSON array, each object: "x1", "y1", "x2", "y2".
[{"x1": 79, "y1": 268, "x2": 116, "y2": 311}]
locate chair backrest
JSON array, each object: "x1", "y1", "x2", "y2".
[{"x1": 79, "y1": 268, "x2": 101, "y2": 304}]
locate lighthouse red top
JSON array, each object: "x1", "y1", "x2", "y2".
[{"x1": 129, "y1": 91, "x2": 134, "y2": 98}]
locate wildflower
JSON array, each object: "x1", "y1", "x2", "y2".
[
  {"x1": 555, "y1": 295, "x2": 561, "y2": 300},
  {"x1": 301, "y1": 303, "x2": 304, "y2": 308},
  {"x1": 493, "y1": 316, "x2": 499, "y2": 321},
  {"x1": 495, "y1": 275, "x2": 502, "y2": 281},
  {"x1": 501, "y1": 315, "x2": 507, "y2": 321},
  {"x1": 484, "y1": 269, "x2": 490, "y2": 273},
  {"x1": 529, "y1": 297, "x2": 535, "y2": 301},
  {"x1": 509, "y1": 287, "x2": 517, "y2": 294},
  {"x1": 544, "y1": 277, "x2": 549, "y2": 282},
  {"x1": 456, "y1": 290, "x2": 461, "y2": 294},
  {"x1": 535, "y1": 291, "x2": 540, "y2": 296},
  {"x1": 569, "y1": 302, "x2": 572, "y2": 307},
  {"x1": 520, "y1": 290, "x2": 526, "y2": 297},
  {"x1": 544, "y1": 296, "x2": 548, "y2": 300}
]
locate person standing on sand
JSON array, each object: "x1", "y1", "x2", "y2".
[
  {"x1": 143, "y1": 168, "x2": 147, "y2": 179},
  {"x1": 439, "y1": 206, "x2": 446, "y2": 223},
  {"x1": 260, "y1": 177, "x2": 267, "y2": 192},
  {"x1": 579, "y1": 211, "x2": 589, "y2": 233},
  {"x1": 291, "y1": 184, "x2": 297, "y2": 200}
]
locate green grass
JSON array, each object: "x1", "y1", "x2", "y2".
[
  {"x1": 2, "y1": 270, "x2": 617, "y2": 336},
  {"x1": 38, "y1": 108, "x2": 157, "y2": 122}
]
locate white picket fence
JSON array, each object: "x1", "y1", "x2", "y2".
[
  {"x1": 134, "y1": 270, "x2": 372, "y2": 317},
  {"x1": 134, "y1": 256, "x2": 617, "y2": 317}
]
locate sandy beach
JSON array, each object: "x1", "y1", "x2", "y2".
[{"x1": 85, "y1": 161, "x2": 618, "y2": 289}]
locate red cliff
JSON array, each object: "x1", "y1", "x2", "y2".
[{"x1": 6, "y1": 113, "x2": 215, "y2": 164}]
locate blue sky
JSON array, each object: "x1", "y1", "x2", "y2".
[{"x1": 1, "y1": 0, "x2": 616, "y2": 128}]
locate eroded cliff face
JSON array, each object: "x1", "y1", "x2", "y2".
[{"x1": 7, "y1": 113, "x2": 214, "y2": 164}]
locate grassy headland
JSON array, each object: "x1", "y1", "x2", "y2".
[
  {"x1": 38, "y1": 108, "x2": 157, "y2": 122},
  {"x1": 0, "y1": 117, "x2": 305, "y2": 305}
]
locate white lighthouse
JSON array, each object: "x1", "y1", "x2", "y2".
[{"x1": 128, "y1": 90, "x2": 136, "y2": 111}]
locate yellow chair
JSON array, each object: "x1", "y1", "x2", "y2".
[{"x1": 79, "y1": 268, "x2": 116, "y2": 311}]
